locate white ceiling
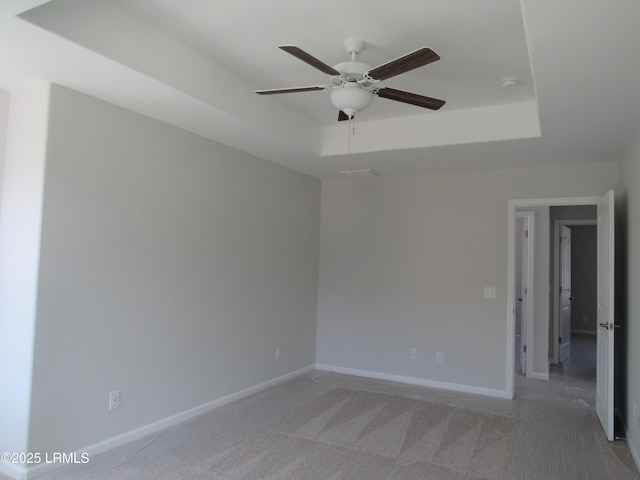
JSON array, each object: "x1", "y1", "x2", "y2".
[
  {"x1": 1, "y1": 0, "x2": 639, "y2": 179},
  {"x1": 108, "y1": 0, "x2": 536, "y2": 121}
]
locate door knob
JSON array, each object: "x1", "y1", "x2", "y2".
[{"x1": 599, "y1": 322, "x2": 620, "y2": 330}]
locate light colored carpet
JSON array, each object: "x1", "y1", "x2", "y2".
[
  {"x1": 196, "y1": 388, "x2": 518, "y2": 479},
  {"x1": 35, "y1": 387, "x2": 518, "y2": 480},
  {"x1": 28, "y1": 370, "x2": 640, "y2": 480},
  {"x1": 5, "y1": 336, "x2": 640, "y2": 480}
]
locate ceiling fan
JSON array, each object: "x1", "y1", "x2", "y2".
[{"x1": 255, "y1": 38, "x2": 445, "y2": 121}]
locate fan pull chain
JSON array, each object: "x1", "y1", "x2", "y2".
[{"x1": 347, "y1": 115, "x2": 356, "y2": 154}]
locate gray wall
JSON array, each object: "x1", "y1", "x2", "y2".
[
  {"x1": 620, "y1": 125, "x2": 640, "y2": 466},
  {"x1": 4, "y1": 84, "x2": 321, "y2": 456},
  {"x1": 317, "y1": 164, "x2": 618, "y2": 393},
  {"x1": 570, "y1": 225, "x2": 597, "y2": 333},
  {"x1": 551, "y1": 205, "x2": 597, "y2": 221},
  {"x1": 0, "y1": 89, "x2": 8, "y2": 212},
  {"x1": 2, "y1": 80, "x2": 637, "y2": 469}
]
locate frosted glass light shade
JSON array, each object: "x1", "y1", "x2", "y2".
[{"x1": 330, "y1": 83, "x2": 373, "y2": 118}]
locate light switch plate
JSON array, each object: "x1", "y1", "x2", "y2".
[{"x1": 484, "y1": 287, "x2": 496, "y2": 299}]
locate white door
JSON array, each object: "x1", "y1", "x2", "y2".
[
  {"x1": 560, "y1": 226, "x2": 572, "y2": 362},
  {"x1": 515, "y1": 215, "x2": 530, "y2": 375},
  {"x1": 596, "y1": 190, "x2": 615, "y2": 441}
]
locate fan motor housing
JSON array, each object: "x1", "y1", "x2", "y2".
[{"x1": 333, "y1": 61, "x2": 375, "y2": 87}]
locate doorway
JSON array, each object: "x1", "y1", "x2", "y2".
[
  {"x1": 506, "y1": 192, "x2": 616, "y2": 440},
  {"x1": 551, "y1": 217, "x2": 597, "y2": 367}
]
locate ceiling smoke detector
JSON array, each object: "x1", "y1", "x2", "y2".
[{"x1": 500, "y1": 77, "x2": 519, "y2": 89}]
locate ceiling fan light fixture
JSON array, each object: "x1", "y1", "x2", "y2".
[
  {"x1": 257, "y1": 41, "x2": 445, "y2": 120},
  {"x1": 330, "y1": 83, "x2": 373, "y2": 118}
]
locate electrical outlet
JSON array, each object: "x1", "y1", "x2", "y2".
[
  {"x1": 436, "y1": 352, "x2": 444, "y2": 364},
  {"x1": 409, "y1": 348, "x2": 416, "y2": 360},
  {"x1": 276, "y1": 347, "x2": 280, "y2": 360},
  {"x1": 109, "y1": 390, "x2": 120, "y2": 411},
  {"x1": 483, "y1": 287, "x2": 496, "y2": 299}
]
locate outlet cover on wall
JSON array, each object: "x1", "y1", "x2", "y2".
[
  {"x1": 409, "y1": 348, "x2": 416, "y2": 360},
  {"x1": 483, "y1": 287, "x2": 496, "y2": 298},
  {"x1": 109, "y1": 390, "x2": 120, "y2": 411}
]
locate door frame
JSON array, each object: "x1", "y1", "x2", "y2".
[
  {"x1": 506, "y1": 195, "x2": 601, "y2": 398},
  {"x1": 551, "y1": 219, "x2": 597, "y2": 364},
  {"x1": 515, "y1": 211, "x2": 534, "y2": 376}
]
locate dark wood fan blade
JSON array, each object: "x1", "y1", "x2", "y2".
[
  {"x1": 255, "y1": 86, "x2": 325, "y2": 95},
  {"x1": 376, "y1": 87, "x2": 445, "y2": 110},
  {"x1": 368, "y1": 47, "x2": 440, "y2": 81},
  {"x1": 279, "y1": 46, "x2": 341, "y2": 76},
  {"x1": 338, "y1": 110, "x2": 350, "y2": 121}
]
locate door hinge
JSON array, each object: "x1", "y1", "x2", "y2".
[
  {"x1": 525, "y1": 230, "x2": 529, "y2": 239},
  {"x1": 559, "y1": 336, "x2": 562, "y2": 344},
  {"x1": 524, "y1": 287, "x2": 528, "y2": 295},
  {"x1": 523, "y1": 345, "x2": 526, "y2": 353}
]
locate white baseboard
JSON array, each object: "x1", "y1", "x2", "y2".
[
  {"x1": 629, "y1": 437, "x2": 640, "y2": 476},
  {"x1": 315, "y1": 364, "x2": 511, "y2": 399},
  {"x1": 0, "y1": 463, "x2": 23, "y2": 480},
  {"x1": 620, "y1": 419, "x2": 640, "y2": 475},
  {"x1": 19, "y1": 365, "x2": 315, "y2": 480}
]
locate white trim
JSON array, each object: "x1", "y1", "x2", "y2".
[
  {"x1": 508, "y1": 196, "x2": 600, "y2": 208},
  {"x1": 0, "y1": 463, "x2": 22, "y2": 480},
  {"x1": 623, "y1": 418, "x2": 640, "y2": 474},
  {"x1": 506, "y1": 207, "x2": 516, "y2": 397},
  {"x1": 516, "y1": 211, "x2": 535, "y2": 379},
  {"x1": 19, "y1": 365, "x2": 315, "y2": 480},
  {"x1": 630, "y1": 440, "x2": 640, "y2": 476},
  {"x1": 315, "y1": 364, "x2": 511, "y2": 399},
  {"x1": 506, "y1": 196, "x2": 600, "y2": 400}
]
